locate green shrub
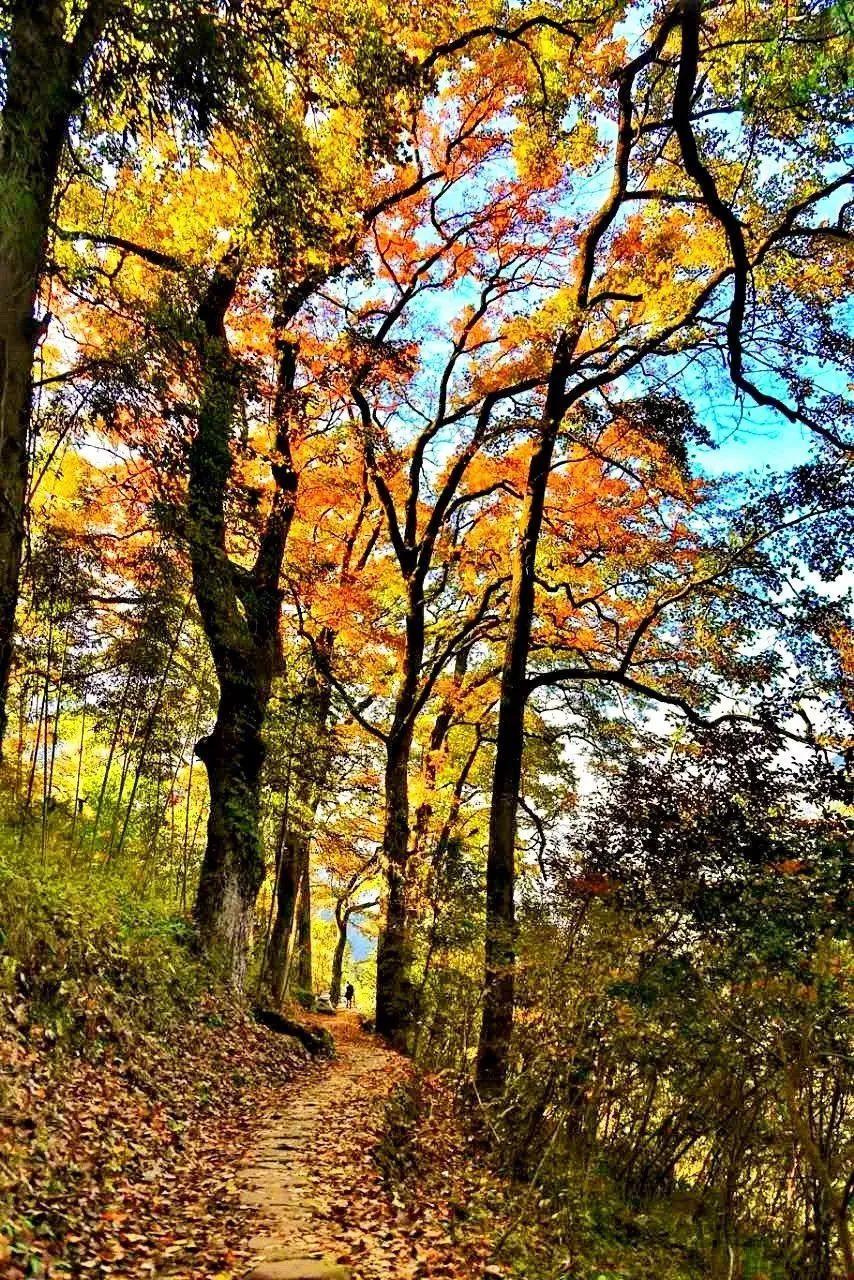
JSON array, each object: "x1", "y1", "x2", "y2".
[{"x1": 0, "y1": 841, "x2": 207, "y2": 1048}]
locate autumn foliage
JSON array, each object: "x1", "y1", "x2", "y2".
[{"x1": 0, "y1": 0, "x2": 852, "y2": 1276}]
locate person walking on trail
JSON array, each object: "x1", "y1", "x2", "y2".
[{"x1": 344, "y1": 982, "x2": 355, "y2": 1009}]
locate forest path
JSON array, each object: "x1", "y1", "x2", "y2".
[{"x1": 239, "y1": 1012, "x2": 412, "y2": 1280}]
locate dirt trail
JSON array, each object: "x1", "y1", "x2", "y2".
[{"x1": 239, "y1": 1013, "x2": 411, "y2": 1280}]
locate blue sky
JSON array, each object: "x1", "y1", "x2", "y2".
[{"x1": 694, "y1": 407, "x2": 812, "y2": 477}]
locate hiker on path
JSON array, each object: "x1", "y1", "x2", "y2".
[{"x1": 345, "y1": 982, "x2": 355, "y2": 1009}]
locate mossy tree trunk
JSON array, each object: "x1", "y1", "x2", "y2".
[
  {"x1": 189, "y1": 259, "x2": 300, "y2": 985},
  {"x1": 0, "y1": 0, "x2": 111, "y2": 751}
]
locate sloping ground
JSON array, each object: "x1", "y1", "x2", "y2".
[
  {"x1": 0, "y1": 841, "x2": 567, "y2": 1280},
  {"x1": 240, "y1": 1014, "x2": 500, "y2": 1280},
  {"x1": 2, "y1": 996, "x2": 503, "y2": 1280},
  {"x1": 0, "y1": 991, "x2": 310, "y2": 1278},
  {"x1": 0, "y1": 851, "x2": 324, "y2": 1278},
  {"x1": 0, "y1": 849, "x2": 498, "y2": 1280}
]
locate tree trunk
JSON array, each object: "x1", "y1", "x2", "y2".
[
  {"x1": 295, "y1": 845, "x2": 312, "y2": 992},
  {"x1": 189, "y1": 261, "x2": 277, "y2": 981},
  {"x1": 376, "y1": 731, "x2": 416, "y2": 1047},
  {"x1": 330, "y1": 902, "x2": 348, "y2": 1006},
  {"x1": 194, "y1": 681, "x2": 268, "y2": 986},
  {"x1": 189, "y1": 264, "x2": 300, "y2": 984},
  {"x1": 114, "y1": 603, "x2": 187, "y2": 859},
  {"x1": 90, "y1": 668, "x2": 132, "y2": 852},
  {"x1": 781, "y1": 1056, "x2": 854, "y2": 1279},
  {"x1": 412, "y1": 730, "x2": 482, "y2": 1061},
  {"x1": 0, "y1": 260, "x2": 37, "y2": 752},
  {"x1": 475, "y1": 348, "x2": 569, "y2": 1096},
  {"x1": 264, "y1": 640, "x2": 333, "y2": 1003},
  {"x1": 372, "y1": 556, "x2": 428, "y2": 1048},
  {"x1": 410, "y1": 645, "x2": 469, "y2": 863},
  {"x1": 69, "y1": 686, "x2": 87, "y2": 854},
  {"x1": 267, "y1": 830, "x2": 303, "y2": 1006},
  {"x1": 0, "y1": 1, "x2": 109, "y2": 752}
]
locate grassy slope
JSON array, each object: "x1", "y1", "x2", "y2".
[{"x1": 0, "y1": 847, "x2": 309, "y2": 1279}]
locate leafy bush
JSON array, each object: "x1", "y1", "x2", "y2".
[{"x1": 0, "y1": 841, "x2": 206, "y2": 1047}]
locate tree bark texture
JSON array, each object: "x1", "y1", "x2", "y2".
[
  {"x1": 268, "y1": 829, "x2": 303, "y2": 1006},
  {"x1": 295, "y1": 843, "x2": 312, "y2": 992},
  {"x1": 375, "y1": 727, "x2": 417, "y2": 1047},
  {"x1": 375, "y1": 581, "x2": 425, "y2": 1048},
  {"x1": 475, "y1": 346, "x2": 569, "y2": 1096},
  {"x1": 329, "y1": 901, "x2": 348, "y2": 1007},
  {"x1": 190, "y1": 264, "x2": 298, "y2": 984},
  {"x1": 265, "y1": 638, "x2": 333, "y2": 1004},
  {"x1": 0, "y1": 1, "x2": 110, "y2": 750}
]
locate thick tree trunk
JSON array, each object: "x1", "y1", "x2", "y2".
[
  {"x1": 0, "y1": 1, "x2": 111, "y2": 752},
  {"x1": 474, "y1": 592, "x2": 529, "y2": 1095},
  {"x1": 188, "y1": 259, "x2": 279, "y2": 977},
  {"x1": 189, "y1": 261, "x2": 295, "y2": 985},
  {"x1": 475, "y1": 352, "x2": 568, "y2": 1096},
  {"x1": 194, "y1": 681, "x2": 268, "y2": 986},
  {"x1": 0, "y1": 270, "x2": 37, "y2": 751},
  {"x1": 376, "y1": 732, "x2": 416, "y2": 1047},
  {"x1": 374, "y1": 567, "x2": 427, "y2": 1049}
]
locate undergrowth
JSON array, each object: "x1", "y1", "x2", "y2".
[
  {"x1": 0, "y1": 838, "x2": 307, "y2": 1279},
  {"x1": 0, "y1": 843, "x2": 205, "y2": 1050},
  {"x1": 379, "y1": 1072, "x2": 735, "y2": 1280}
]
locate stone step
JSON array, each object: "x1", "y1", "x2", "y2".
[
  {"x1": 239, "y1": 1169, "x2": 312, "y2": 1188},
  {"x1": 241, "y1": 1188, "x2": 313, "y2": 1210},
  {"x1": 249, "y1": 1260, "x2": 349, "y2": 1280}
]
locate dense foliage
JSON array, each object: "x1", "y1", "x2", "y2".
[{"x1": 0, "y1": 0, "x2": 851, "y2": 1275}]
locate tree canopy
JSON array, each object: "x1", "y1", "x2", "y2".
[{"x1": 1, "y1": 0, "x2": 852, "y2": 1275}]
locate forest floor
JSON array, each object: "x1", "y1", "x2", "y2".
[
  {"x1": 3, "y1": 979, "x2": 711, "y2": 1280},
  {"x1": 0, "y1": 987, "x2": 311, "y2": 1280},
  {"x1": 0, "y1": 838, "x2": 513, "y2": 1280},
  {"x1": 239, "y1": 1012, "x2": 502, "y2": 1280},
  {"x1": 2, "y1": 977, "x2": 509, "y2": 1280},
  {"x1": 0, "y1": 855, "x2": 762, "y2": 1280}
]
